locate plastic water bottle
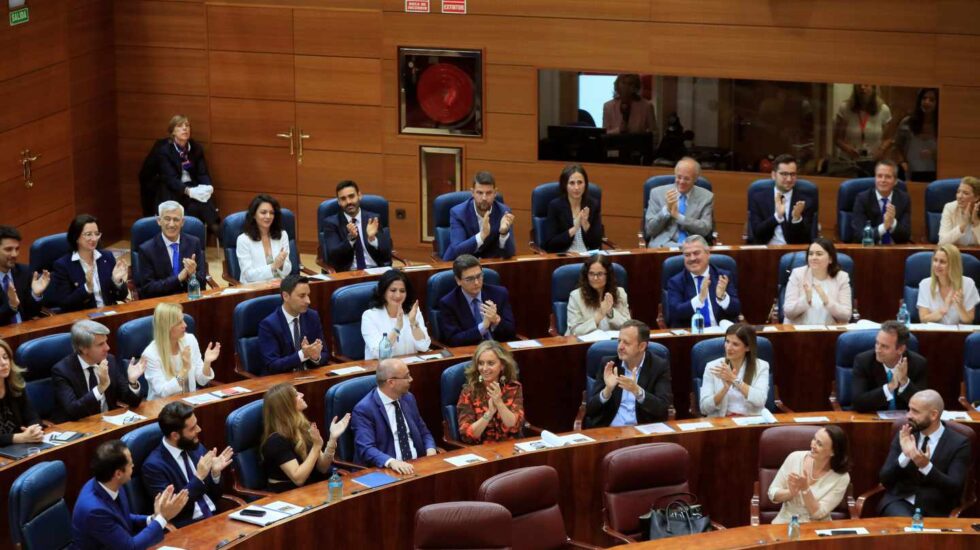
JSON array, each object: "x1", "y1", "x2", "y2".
[
  {"x1": 911, "y1": 508, "x2": 923, "y2": 531},
  {"x1": 328, "y1": 472, "x2": 343, "y2": 502},
  {"x1": 897, "y1": 300, "x2": 910, "y2": 326},
  {"x1": 861, "y1": 222, "x2": 875, "y2": 246},
  {"x1": 379, "y1": 333, "x2": 393, "y2": 359},
  {"x1": 187, "y1": 276, "x2": 201, "y2": 300},
  {"x1": 787, "y1": 515, "x2": 800, "y2": 540},
  {"x1": 691, "y1": 309, "x2": 704, "y2": 334}
]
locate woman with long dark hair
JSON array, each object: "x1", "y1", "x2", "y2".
[
  {"x1": 698, "y1": 323, "x2": 770, "y2": 417},
  {"x1": 565, "y1": 254, "x2": 630, "y2": 335},
  {"x1": 544, "y1": 164, "x2": 604, "y2": 253},
  {"x1": 834, "y1": 84, "x2": 893, "y2": 176},
  {"x1": 236, "y1": 194, "x2": 291, "y2": 283},
  {"x1": 783, "y1": 238, "x2": 852, "y2": 325},
  {"x1": 896, "y1": 88, "x2": 938, "y2": 182},
  {"x1": 769, "y1": 425, "x2": 851, "y2": 524},
  {"x1": 361, "y1": 270, "x2": 430, "y2": 359}
]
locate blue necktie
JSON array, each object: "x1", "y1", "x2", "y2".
[
  {"x1": 352, "y1": 218, "x2": 366, "y2": 270},
  {"x1": 180, "y1": 451, "x2": 212, "y2": 518},
  {"x1": 471, "y1": 298, "x2": 486, "y2": 339},
  {"x1": 886, "y1": 369, "x2": 896, "y2": 410},
  {"x1": 677, "y1": 194, "x2": 688, "y2": 242},
  {"x1": 170, "y1": 243, "x2": 181, "y2": 276},
  {"x1": 695, "y1": 275, "x2": 712, "y2": 326},
  {"x1": 2, "y1": 274, "x2": 21, "y2": 324},
  {"x1": 879, "y1": 198, "x2": 892, "y2": 244},
  {"x1": 392, "y1": 401, "x2": 414, "y2": 460}
]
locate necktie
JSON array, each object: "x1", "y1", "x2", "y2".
[
  {"x1": 695, "y1": 275, "x2": 712, "y2": 326},
  {"x1": 2, "y1": 274, "x2": 21, "y2": 324},
  {"x1": 292, "y1": 317, "x2": 302, "y2": 352},
  {"x1": 180, "y1": 451, "x2": 213, "y2": 518},
  {"x1": 879, "y1": 198, "x2": 892, "y2": 244},
  {"x1": 352, "y1": 218, "x2": 366, "y2": 270},
  {"x1": 86, "y1": 366, "x2": 98, "y2": 391},
  {"x1": 471, "y1": 298, "x2": 485, "y2": 338},
  {"x1": 170, "y1": 243, "x2": 181, "y2": 276},
  {"x1": 392, "y1": 401, "x2": 414, "y2": 460},
  {"x1": 676, "y1": 194, "x2": 688, "y2": 242},
  {"x1": 919, "y1": 435, "x2": 929, "y2": 454},
  {"x1": 886, "y1": 369, "x2": 896, "y2": 410}
]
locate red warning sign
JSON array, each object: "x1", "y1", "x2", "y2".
[
  {"x1": 406, "y1": 0, "x2": 430, "y2": 13},
  {"x1": 442, "y1": 0, "x2": 466, "y2": 14}
]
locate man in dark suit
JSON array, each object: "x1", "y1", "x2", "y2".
[
  {"x1": 879, "y1": 389, "x2": 972, "y2": 517},
  {"x1": 443, "y1": 171, "x2": 516, "y2": 261},
  {"x1": 142, "y1": 402, "x2": 234, "y2": 528},
  {"x1": 665, "y1": 235, "x2": 741, "y2": 328},
  {"x1": 322, "y1": 180, "x2": 393, "y2": 272},
  {"x1": 257, "y1": 274, "x2": 328, "y2": 375},
  {"x1": 71, "y1": 440, "x2": 188, "y2": 550},
  {"x1": 351, "y1": 358, "x2": 436, "y2": 474},
  {"x1": 584, "y1": 320, "x2": 673, "y2": 428},
  {"x1": 748, "y1": 154, "x2": 817, "y2": 244},
  {"x1": 51, "y1": 320, "x2": 145, "y2": 423},
  {"x1": 437, "y1": 254, "x2": 516, "y2": 346},
  {"x1": 851, "y1": 321, "x2": 928, "y2": 413},
  {"x1": 137, "y1": 201, "x2": 207, "y2": 299},
  {"x1": 850, "y1": 160, "x2": 912, "y2": 244},
  {"x1": 0, "y1": 225, "x2": 48, "y2": 325}
]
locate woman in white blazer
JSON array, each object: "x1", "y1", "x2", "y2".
[
  {"x1": 699, "y1": 323, "x2": 769, "y2": 417},
  {"x1": 143, "y1": 303, "x2": 219, "y2": 400},
  {"x1": 783, "y1": 238, "x2": 852, "y2": 325},
  {"x1": 361, "y1": 270, "x2": 431, "y2": 359},
  {"x1": 938, "y1": 176, "x2": 980, "y2": 247},
  {"x1": 236, "y1": 193, "x2": 291, "y2": 283},
  {"x1": 565, "y1": 255, "x2": 631, "y2": 336}
]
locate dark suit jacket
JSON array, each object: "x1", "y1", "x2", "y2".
[
  {"x1": 437, "y1": 283, "x2": 517, "y2": 346},
  {"x1": 851, "y1": 350, "x2": 928, "y2": 413},
  {"x1": 0, "y1": 391, "x2": 40, "y2": 446},
  {"x1": 584, "y1": 351, "x2": 673, "y2": 428},
  {"x1": 137, "y1": 233, "x2": 207, "y2": 299},
  {"x1": 879, "y1": 422, "x2": 972, "y2": 517},
  {"x1": 51, "y1": 354, "x2": 142, "y2": 423},
  {"x1": 747, "y1": 182, "x2": 816, "y2": 244},
  {"x1": 153, "y1": 138, "x2": 212, "y2": 204},
  {"x1": 0, "y1": 263, "x2": 43, "y2": 325},
  {"x1": 322, "y1": 209, "x2": 393, "y2": 272},
  {"x1": 142, "y1": 442, "x2": 223, "y2": 528},
  {"x1": 666, "y1": 265, "x2": 742, "y2": 328},
  {"x1": 850, "y1": 188, "x2": 912, "y2": 244},
  {"x1": 257, "y1": 307, "x2": 329, "y2": 375},
  {"x1": 543, "y1": 196, "x2": 603, "y2": 252},
  {"x1": 71, "y1": 478, "x2": 163, "y2": 550},
  {"x1": 443, "y1": 198, "x2": 516, "y2": 261},
  {"x1": 351, "y1": 389, "x2": 435, "y2": 468},
  {"x1": 46, "y1": 251, "x2": 128, "y2": 312}
]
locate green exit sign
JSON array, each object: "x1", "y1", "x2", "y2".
[{"x1": 9, "y1": 7, "x2": 29, "y2": 26}]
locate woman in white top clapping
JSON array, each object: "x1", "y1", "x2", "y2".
[
  {"x1": 768, "y1": 425, "x2": 851, "y2": 524},
  {"x1": 361, "y1": 270, "x2": 431, "y2": 359},
  {"x1": 917, "y1": 243, "x2": 979, "y2": 325},
  {"x1": 236, "y1": 194, "x2": 291, "y2": 283},
  {"x1": 143, "y1": 303, "x2": 219, "y2": 400},
  {"x1": 699, "y1": 323, "x2": 770, "y2": 417},
  {"x1": 782, "y1": 238, "x2": 852, "y2": 325}
]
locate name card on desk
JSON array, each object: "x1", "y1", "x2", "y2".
[
  {"x1": 578, "y1": 330, "x2": 618, "y2": 343},
  {"x1": 635, "y1": 423, "x2": 675, "y2": 434},
  {"x1": 677, "y1": 421, "x2": 713, "y2": 432},
  {"x1": 444, "y1": 453, "x2": 487, "y2": 467},
  {"x1": 364, "y1": 267, "x2": 392, "y2": 275},
  {"x1": 230, "y1": 501, "x2": 302, "y2": 527},
  {"x1": 182, "y1": 393, "x2": 222, "y2": 406},
  {"x1": 210, "y1": 386, "x2": 251, "y2": 398},
  {"x1": 507, "y1": 339, "x2": 543, "y2": 349},
  {"x1": 515, "y1": 431, "x2": 594, "y2": 452},
  {"x1": 794, "y1": 416, "x2": 831, "y2": 423},
  {"x1": 794, "y1": 324, "x2": 828, "y2": 331},
  {"x1": 330, "y1": 365, "x2": 367, "y2": 376}
]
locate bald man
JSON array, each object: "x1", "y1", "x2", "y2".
[
  {"x1": 878, "y1": 390, "x2": 971, "y2": 517},
  {"x1": 644, "y1": 157, "x2": 714, "y2": 247}
]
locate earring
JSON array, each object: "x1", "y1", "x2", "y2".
[
  {"x1": 500, "y1": 376, "x2": 506, "y2": 384},
  {"x1": 478, "y1": 374, "x2": 484, "y2": 383}
]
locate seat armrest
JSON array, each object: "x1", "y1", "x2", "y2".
[
  {"x1": 234, "y1": 365, "x2": 257, "y2": 379},
  {"x1": 854, "y1": 484, "x2": 885, "y2": 518},
  {"x1": 774, "y1": 386, "x2": 793, "y2": 413},
  {"x1": 601, "y1": 237, "x2": 618, "y2": 249},
  {"x1": 220, "y1": 494, "x2": 247, "y2": 508},
  {"x1": 750, "y1": 480, "x2": 761, "y2": 526},
  {"x1": 391, "y1": 250, "x2": 410, "y2": 267},
  {"x1": 566, "y1": 539, "x2": 602, "y2": 549},
  {"x1": 601, "y1": 524, "x2": 637, "y2": 545},
  {"x1": 829, "y1": 381, "x2": 842, "y2": 412},
  {"x1": 573, "y1": 390, "x2": 586, "y2": 431},
  {"x1": 232, "y1": 480, "x2": 273, "y2": 500},
  {"x1": 205, "y1": 274, "x2": 220, "y2": 290}
]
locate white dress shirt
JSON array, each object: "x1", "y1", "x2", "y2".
[
  {"x1": 472, "y1": 202, "x2": 511, "y2": 249},
  {"x1": 687, "y1": 271, "x2": 731, "y2": 327},
  {"x1": 79, "y1": 355, "x2": 109, "y2": 412},
  {"x1": 73, "y1": 250, "x2": 106, "y2": 307},
  {"x1": 344, "y1": 210, "x2": 379, "y2": 269},
  {"x1": 281, "y1": 306, "x2": 310, "y2": 362},
  {"x1": 160, "y1": 437, "x2": 217, "y2": 519},
  {"x1": 769, "y1": 187, "x2": 804, "y2": 245},
  {"x1": 875, "y1": 190, "x2": 895, "y2": 236},
  {"x1": 361, "y1": 307, "x2": 431, "y2": 359},
  {"x1": 377, "y1": 388, "x2": 418, "y2": 465}
]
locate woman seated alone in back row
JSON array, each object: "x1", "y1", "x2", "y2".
[
  {"x1": 566, "y1": 254, "x2": 631, "y2": 336},
  {"x1": 457, "y1": 341, "x2": 525, "y2": 444},
  {"x1": 236, "y1": 194, "x2": 291, "y2": 284},
  {"x1": 917, "y1": 243, "x2": 978, "y2": 325},
  {"x1": 699, "y1": 323, "x2": 770, "y2": 417},
  {"x1": 769, "y1": 425, "x2": 851, "y2": 524},
  {"x1": 544, "y1": 164, "x2": 604, "y2": 254},
  {"x1": 143, "y1": 303, "x2": 220, "y2": 400},
  {"x1": 782, "y1": 238, "x2": 852, "y2": 325},
  {"x1": 361, "y1": 270, "x2": 431, "y2": 359}
]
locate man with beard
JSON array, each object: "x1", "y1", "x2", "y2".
[
  {"x1": 443, "y1": 171, "x2": 516, "y2": 261},
  {"x1": 142, "y1": 401, "x2": 234, "y2": 527},
  {"x1": 0, "y1": 225, "x2": 49, "y2": 325},
  {"x1": 878, "y1": 389, "x2": 971, "y2": 517},
  {"x1": 322, "y1": 180, "x2": 393, "y2": 272}
]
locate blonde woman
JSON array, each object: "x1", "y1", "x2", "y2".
[
  {"x1": 260, "y1": 383, "x2": 349, "y2": 493},
  {"x1": 456, "y1": 341, "x2": 524, "y2": 444},
  {"x1": 0, "y1": 338, "x2": 43, "y2": 445},
  {"x1": 142, "y1": 303, "x2": 219, "y2": 400},
  {"x1": 938, "y1": 177, "x2": 980, "y2": 246},
  {"x1": 917, "y1": 244, "x2": 979, "y2": 325}
]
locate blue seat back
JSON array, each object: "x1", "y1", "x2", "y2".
[
  {"x1": 660, "y1": 254, "x2": 737, "y2": 327},
  {"x1": 28, "y1": 233, "x2": 70, "y2": 275},
  {"x1": 120, "y1": 423, "x2": 163, "y2": 515},
  {"x1": 903, "y1": 251, "x2": 980, "y2": 323},
  {"x1": 530, "y1": 182, "x2": 603, "y2": 249},
  {"x1": 324, "y1": 375, "x2": 377, "y2": 462},
  {"x1": 318, "y1": 195, "x2": 391, "y2": 266},
  {"x1": 551, "y1": 263, "x2": 627, "y2": 335},
  {"x1": 440, "y1": 361, "x2": 471, "y2": 441},
  {"x1": 964, "y1": 332, "x2": 980, "y2": 404},
  {"x1": 776, "y1": 251, "x2": 855, "y2": 321},
  {"x1": 925, "y1": 179, "x2": 961, "y2": 244},
  {"x1": 426, "y1": 268, "x2": 502, "y2": 342},
  {"x1": 15, "y1": 333, "x2": 73, "y2": 381},
  {"x1": 689, "y1": 336, "x2": 777, "y2": 415},
  {"x1": 221, "y1": 209, "x2": 301, "y2": 282},
  {"x1": 225, "y1": 399, "x2": 267, "y2": 494},
  {"x1": 432, "y1": 191, "x2": 506, "y2": 259},
  {"x1": 641, "y1": 175, "x2": 712, "y2": 237},
  {"x1": 585, "y1": 340, "x2": 669, "y2": 401},
  {"x1": 26, "y1": 378, "x2": 57, "y2": 423},
  {"x1": 8, "y1": 460, "x2": 71, "y2": 549},
  {"x1": 233, "y1": 294, "x2": 283, "y2": 376},
  {"x1": 745, "y1": 179, "x2": 819, "y2": 243},
  {"x1": 131, "y1": 215, "x2": 206, "y2": 282},
  {"x1": 117, "y1": 313, "x2": 196, "y2": 397},
  {"x1": 834, "y1": 329, "x2": 919, "y2": 409},
  {"x1": 330, "y1": 282, "x2": 377, "y2": 360},
  {"x1": 836, "y1": 178, "x2": 907, "y2": 242}
]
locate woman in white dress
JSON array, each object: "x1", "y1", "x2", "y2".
[
  {"x1": 236, "y1": 194, "x2": 291, "y2": 283},
  {"x1": 769, "y1": 425, "x2": 851, "y2": 524},
  {"x1": 143, "y1": 303, "x2": 219, "y2": 400},
  {"x1": 361, "y1": 270, "x2": 431, "y2": 359},
  {"x1": 783, "y1": 238, "x2": 852, "y2": 325},
  {"x1": 917, "y1": 243, "x2": 978, "y2": 325},
  {"x1": 699, "y1": 323, "x2": 770, "y2": 417}
]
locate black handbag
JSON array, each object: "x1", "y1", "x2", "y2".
[{"x1": 638, "y1": 492, "x2": 712, "y2": 541}]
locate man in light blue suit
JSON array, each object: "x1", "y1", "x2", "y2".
[
  {"x1": 352, "y1": 358, "x2": 436, "y2": 475},
  {"x1": 71, "y1": 440, "x2": 188, "y2": 550},
  {"x1": 443, "y1": 171, "x2": 516, "y2": 261}
]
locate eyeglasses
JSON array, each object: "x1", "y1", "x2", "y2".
[
  {"x1": 461, "y1": 273, "x2": 484, "y2": 284},
  {"x1": 587, "y1": 271, "x2": 607, "y2": 279},
  {"x1": 776, "y1": 171, "x2": 798, "y2": 178},
  {"x1": 389, "y1": 374, "x2": 413, "y2": 381},
  {"x1": 81, "y1": 232, "x2": 102, "y2": 239}
]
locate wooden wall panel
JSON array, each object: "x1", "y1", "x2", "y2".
[
  {"x1": 297, "y1": 151, "x2": 383, "y2": 196},
  {"x1": 115, "y1": 1, "x2": 206, "y2": 49},
  {"x1": 71, "y1": 48, "x2": 118, "y2": 106},
  {"x1": 118, "y1": 138, "x2": 156, "y2": 224},
  {"x1": 209, "y1": 51, "x2": 294, "y2": 101},
  {"x1": 0, "y1": 158, "x2": 74, "y2": 228},
  {"x1": 467, "y1": 113, "x2": 537, "y2": 162},
  {"x1": 0, "y1": 63, "x2": 70, "y2": 133},
  {"x1": 940, "y1": 86, "x2": 980, "y2": 140},
  {"x1": 387, "y1": 199, "x2": 419, "y2": 253},
  {"x1": 20, "y1": 206, "x2": 76, "y2": 265},
  {"x1": 116, "y1": 47, "x2": 209, "y2": 96},
  {"x1": 386, "y1": 0, "x2": 648, "y2": 20},
  {"x1": 207, "y1": 5, "x2": 293, "y2": 54},
  {"x1": 294, "y1": 9, "x2": 382, "y2": 58},
  {"x1": 295, "y1": 56, "x2": 382, "y2": 105},
  {"x1": 381, "y1": 154, "x2": 418, "y2": 204},
  {"x1": 938, "y1": 0, "x2": 980, "y2": 36},
  {"x1": 486, "y1": 65, "x2": 536, "y2": 115},
  {"x1": 297, "y1": 194, "x2": 325, "y2": 246},
  {"x1": 71, "y1": 98, "x2": 116, "y2": 154},
  {"x1": 938, "y1": 137, "x2": 980, "y2": 179},
  {"x1": 0, "y1": 0, "x2": 67, "y2": 82},
  {"x1": 209, "y1": 98, "x2": 293, "y2": 146},
  {"x1": 69, "y1": 0, "x2": 115, "y2": 56},
  {"x1": 0, "y1": 112, "x2": 72, "y2": 183},
  {"x1": 936, "y1": 35, "x2": 980, "y2": 87},
  {"x1": 296, "y1": 103, "x2": 382, "y2": 153},
  {"x1": 117, "y1": 93, "x2": 210, "y2": 140},
  {"x1": 207, "y1": 143, "x2": 297, "y2": 195}
]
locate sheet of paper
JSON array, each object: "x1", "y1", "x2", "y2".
[
  {"x1": 605, "y1": 250, "x2": 632, "y2": 255},
  {"x1": 701, "y1": 326, "x2": 726, "y2": 335},
  {"x1": 560, "y1": 433, "x2": 595, "y2": 445},
  {"x1": 402, "y1": 264, "x2": 433, "y2": 271},
  {"x1": 102, "y1": 411, "x2": 147, "y2": 426},
  {"x1": 711, "y1": 245, "x2": 732, "y2": 250},
  {"x1": 814, "y1": 527, "x2": 870, "y2": 536},
  {"x1": 670, "y1": 329, "x2": 689, "y2": 336},
  {"x1": 514, "y1": 440, "x2": 550, "y2": 452},
  {"x1": 507, "y1": 339, "x2": 543, "y2": 349},
  {"x1": 635, "y1": 423, "x2": 675, "y2": 434},
  {"x1": 677, "y1": 421, "x2": 713, "y2": 432},
  {"x1": 219, "y1": 288, "x2": 246, "y2": 295},
  {"x1": 229, "y1": 505, "x2": 291, "y2": 527},
  {"x1": 762, "y1": 326, "x2": 780, "y2": 332},
  {"x1": 731, "y1": 416, "x2": 771, "y2": 426},
  {"x1": 794, "y1": 416, "x2": 831, "y2": 423},
  {"x1": 364, "y1": 267, "x2": 391, "y2": 275},
  {"x1": 908, "y1": 323, "x2": 950, "y2": 332},
  {"x1": 402, "y1": 356, "x2": 425, "y2": 364},
  {"x1": 649, "y1": 331, "x2": 671, "y2": 338},
  {"x1": 877, "y1": 410, "x2": 905, "y2": 420},
  {"x1": 309, "y1": 273, "x2": 331, "y2": 281},
  {"x1": 902, "y1": 527, "x2": 945, "y2": 533},
  {"x1": 444, "y1": 453, "x2": 488, "y2": 467},
  {"x1": 578, "y1": 330, "x2": 618, "y2": 343},
  {"x1": 210, "y1": 386, "x2": 251, "y2": 398},
  {"x1": 845, "y1": 320, "x2": 881, "y2": 331},
  {"x1": 417, "y1": 353, "x2": 444, "y2": 360},
  {"x1": 330, "y1": 365, "x2": 367, "y2": 376},
  {"x1": 941, "y1": 410, "x2": 971, "y2": 421},
  {"x1": 794, "y1": 325, "x2": 828, "y2": 331},
  {"x1": 182, "y1": 393, "x2": 222, "y2": 406},
  {"x1": 957, "y1": 324, "x2": 980, "y2": 331},
  {"x1": 263, "y1": 501, "x2": 304, "y2": 515},
  {"x1": 739, "y1": 245, "x2": 768, "y2": 250}
]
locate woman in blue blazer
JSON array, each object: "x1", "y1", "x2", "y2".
[
  {"x1": 544, "y1": 164, "x2": 603, "y2": 253},
  {"x1": 46, "y1": 214, "x2": 129, "y2": 312}
]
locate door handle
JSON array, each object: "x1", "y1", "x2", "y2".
[
  {"x1": 297, "y1": 129, "x2": 310, "y2": 165},
  {"x1": 276, "y1": 127, "x2": 295, "y2": 156},
  {"x1": 20, "y1": 149, "x2": 40, "y2": 188}
]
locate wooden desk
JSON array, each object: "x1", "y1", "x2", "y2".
[{"x1": 153, "y1": 414, "x2": 980, "y2": 549}]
